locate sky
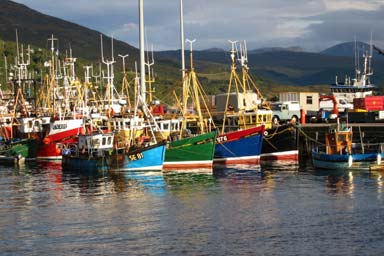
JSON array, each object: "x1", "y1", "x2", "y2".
[{"x1": 12, "y1": 0, "x2": 384, "y2": 52}]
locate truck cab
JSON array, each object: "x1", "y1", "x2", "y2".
[{"x1": 270, "y1": 101, "x2": 301, "y2": 125}]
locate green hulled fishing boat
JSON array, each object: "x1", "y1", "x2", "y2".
[
  {"x1": 163, "y1": 130, "x2": 217, "y2": 171},
  {"x1": 0, "y1": 138, "x2": 38, "y2": 164}
]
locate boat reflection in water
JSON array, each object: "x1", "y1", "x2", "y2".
[
  {"x1": 325, "y1": 170, "x2": 355, "y2": 195},
  {"x1": 121, "y1": 170, "x2": 167, "y2": 196}
]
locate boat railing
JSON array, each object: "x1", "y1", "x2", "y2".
[{"x1": 317, "y1": 142, "x2": 384, "y2": 155}]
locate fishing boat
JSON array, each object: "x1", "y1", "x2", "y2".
[
  {"x1": 212, "y1": 42, "x2": 267, "y2": 168},
  {"x1": 214, "y1": 41, "x2": 298, "y2": 167},
  {"x1": 37, "y1": 118, "x2": 85, "y2": 160},
  {"x1": 163, "y1": 130, "x2": 217, "y2": 171},
  {"x1": 105, "y1": 4, "x2": 166, "y2": 172},
  {"x1": 331, "y1": 40, "x2": 376, "y2": 104},
  {"x1": 159, "y1": 6, "x2": 217, "y2": 172},
  {"x1": 261, "y1": 123, "x2": 299, "y2": 166},
  {"x1": 312, "y1": 121, "x2": 384, "y2": 170},
  {"x1": 110, "y1": 140, "x2": 166, "y2": 171},
  {"x1": 0, "y1": 111, "x2": 39, "y2": 164},
  {"x1": 0, "y1": 138, "x2": 38, "y2": 164},
  {"x1": 61, "y1": 132, "x2": 114, "y2": 172},
  {"x1": 0, "y1": 32, "x2": 40, "y2": 163},
  {"x1": 214, "y1": 126, "x2": 264, "y2": 167},
  {"x1": 102, "y1": 113, "x2": 166, "y2": 171}
]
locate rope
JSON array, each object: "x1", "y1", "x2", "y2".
[
  {"x1": 292, "y1": 123, "x2": 326, "y2": 146},
  {"x1": 215, "y1": 141, "x2": 237, "y2": 157}
]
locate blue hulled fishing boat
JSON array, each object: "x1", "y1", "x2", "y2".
[
  {"x1": 62, "y1": 132, "x2": 114, "y2": 172},
  {"x1": 312, "y1": 122, "x2": 384, "y2": 170}
]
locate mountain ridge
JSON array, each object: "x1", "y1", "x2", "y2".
[{"x1": 0, "y1": 0, "x2": 383, "y2": 98}]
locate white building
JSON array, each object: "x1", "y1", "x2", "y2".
[{"x1": 279, "y1": 92, "x2": 319, "y2": 112}]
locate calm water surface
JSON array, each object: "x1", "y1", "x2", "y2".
[{"x1": 1, "y1": 161, "x2": 384, "y2": 255}]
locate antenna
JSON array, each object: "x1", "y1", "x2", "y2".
[
  {"x1": 118, "y1": 54, "x2": 129, "y2": 74},
  {"x1": 145, "y1": 44, "x2": 155, "y2": 103},
  {"x1": 186, "y1": 39, "x2": 196, "y2": 70},
  {"x1": 48, "y1": 34, "x2": 58, "y2": 55},
  {"x1": 100, "y1": 34, "x2": 117, "y2": 106},
  {"x1": 14, "y1": 30, "x2": 31, "y2": 81},
  {"x1": 84, "y1": 65, "x2": 92, "y2": 84},
  {"x1": 185, "y1": 39, "x2": 196, "y2": 52},
  {"x1": 239, "y1": 40, "x2": 248, "y2": 69},
  {"x1": 228, "y1": 40, "x2": 238, "y2": 64},
  {"x1": 243, "y1": 40, "x2": 248, "y2": 62},
  {"x1": 145, "y1": 44, "x2": 155, "y2": 79}
]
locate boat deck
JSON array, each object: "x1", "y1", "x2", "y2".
[{"x1": 298, "y1": 123, "x2": 384, "y2": 158}]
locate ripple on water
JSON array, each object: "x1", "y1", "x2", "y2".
[{"x1": 0, "y1": 162, "x2": 384, "y2": 255}]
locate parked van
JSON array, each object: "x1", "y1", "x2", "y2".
[
  {"x1": 270, "y1": 101, "x2": 301, "y2": 125},
  {"x1": 319, "y1": 97, "x2": 353, "y2": 112}
]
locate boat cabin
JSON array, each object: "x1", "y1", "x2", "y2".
[
  {"x1": 325, "y1": 126, "x2": 352, "y2": 155},
  {"x1": 78, "y1": 133, "x2": 115, "y2": 151},
  {"x1": 227, "y1": 109, "x2": 273, "y2": 130}
]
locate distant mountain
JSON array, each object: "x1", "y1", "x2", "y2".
[
  {"x1": 203, "y1": 48, "x2": 225, "y2": 52},
  {"x1": 0, "y1": 0, "x2": 383, "y2": 99},
  {"x1": 320, "y1": 41, "x2": 384, "y2": 59},
  {"x1": 249, "y1": 46, "x2": 304, "y2": 54}
]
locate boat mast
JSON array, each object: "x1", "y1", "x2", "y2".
[
  {"x1": 100, "y1": 34, "x2": 116, "y2": 110},
  {"x1": 48, "y1": 34, "x2": 58, "y2": 117},
  {"x1": 180, "y1": 0, "x2": 186, "y2": 81},
  {"x1": 139, "y1": 0, "x2": 146, "y2": 105}
]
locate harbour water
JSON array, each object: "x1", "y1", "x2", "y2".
[{"x1": 1, "y1": 161, "x2": 384, "y2": 255}]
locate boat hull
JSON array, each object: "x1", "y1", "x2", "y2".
[
  {"x1": 37, "y1": 119, "x2": 85, "y2": 160},
  {"x1": 37, "y1": 138, "x2": 78, "y2": 160},
  {"x1": 214, "y1": 126, "x2": 264, "y2": 166},
  {"x1": 163, "y1": 131, "x2": 217, "y2": 171},
  {"x1": 0, "y1": 139, "x2": 38, "y2": 163},
  {"x1": 109, "y1": 143, "x2": 166, "y2": 171},
  {"x1": 312, "y1": 150, "x2": 384, "y2": 170},
  {"x1": 62, "y1": 154, "x2": 110, "y2": 172},
  {"x1": 261, "y1": 124, "x2": 299, "y2": 166}
]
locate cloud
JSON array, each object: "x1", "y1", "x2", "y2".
[
  {"x1": 324, "y1": 0, "x2": 383, "y2": 11},
  {"x1": 12, "y1": 0, "x2": 384, "y2": 51},
  {"x1": 300, "y1": 4, "x2": 384, "y2": 51}
]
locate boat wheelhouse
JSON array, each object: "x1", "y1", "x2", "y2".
[{"x1": 62, "y1": 132, "x2": 114, "y2": 172}]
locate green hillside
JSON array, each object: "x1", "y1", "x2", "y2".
[{"x1": 0, "y1": 0, "x2": 383, "y2": 104}]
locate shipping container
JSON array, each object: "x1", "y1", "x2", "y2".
[{"x1": 353, "y1": 96, "x2": 384, "y2": 111}]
